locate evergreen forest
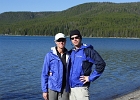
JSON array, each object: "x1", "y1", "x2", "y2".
[{"x1": 0, "y1": 2, "x2": 140, "y2": 38}]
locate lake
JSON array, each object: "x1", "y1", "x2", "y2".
[{"x1": 0, "y1": 36, "x2": 140, "y2": 100}]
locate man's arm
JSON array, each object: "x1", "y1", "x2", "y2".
[{"x1": 88, "y1": 49, "x2": 106, "y2": 81}]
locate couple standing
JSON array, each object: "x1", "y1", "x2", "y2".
[{"x1": 41, "y1": 29, "x2": 106, "y2": 100}]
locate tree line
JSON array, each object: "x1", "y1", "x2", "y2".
[{"x1": 0, "y1": 2, "x2": 140, "y2": 38}]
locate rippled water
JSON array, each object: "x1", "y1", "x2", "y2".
[{"x1": 0, "y1": 36, "x2": 140, "y2": 100}]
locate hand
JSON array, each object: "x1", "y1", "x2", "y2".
[
  {"x1": 43, "y1": 92, "x2": 49, "y2": 100},
  {"x1": 80, "y1": 76, "x2": 89, "y2": 84}
]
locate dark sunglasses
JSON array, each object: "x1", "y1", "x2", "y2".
[
  {"x1": 56, "y1": 38, "x2": 66, "y2": 42},
  {"x1": 70, "y1": 36, "x2": 80, "y2": 40}
]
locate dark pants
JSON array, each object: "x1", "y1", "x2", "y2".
[{"x1": 48, "y1": 89, "x2": 69, "y2": 100}]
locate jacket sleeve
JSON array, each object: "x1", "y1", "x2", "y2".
[
  {"x1": 88, "y1": 49, "x2": 106, "y2": 82},
  {"x1": 41, "y1": 53, "x2": 50, "y2": 92}
]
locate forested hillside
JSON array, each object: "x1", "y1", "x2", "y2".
[{"x1": 0, "y1": 2, "x2": 140, "y2": 38}]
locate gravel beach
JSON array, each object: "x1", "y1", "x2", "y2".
[{"x1": 113, "y1": 88, "x2": 140, "y2": 100}]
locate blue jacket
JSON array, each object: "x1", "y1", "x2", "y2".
[
  {"x1": 69, "y1": 44, "x2": 106, "y2": 88},
  {"x1": 41, "y1": 47, "x2": 70, "y2": 92}
]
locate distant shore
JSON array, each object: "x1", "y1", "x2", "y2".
[
  {"x1": 0, "y1": 34, "x2": 140, "y2": 39},
  {"x1": 82, "y1": 36, "x2": 140, "y2": 39}
]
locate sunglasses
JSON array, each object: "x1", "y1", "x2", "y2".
[
  {"x1": 70, "y1": 36, "x2": 80, "y2": 40},
  {"x1": 56, "y1": 38, "x2": 66, "y2": 42}
]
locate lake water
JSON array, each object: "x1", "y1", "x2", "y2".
[{"x1": 0, "y1": 36, "x2": 140, "y2": 100}]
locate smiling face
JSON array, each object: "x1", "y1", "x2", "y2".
[
  {"x1": 70, "y1": 35, "x2": 82, "y2": 48},
  {"x1": 55, "y1": 38, "x2": 66, "y2": 49}
]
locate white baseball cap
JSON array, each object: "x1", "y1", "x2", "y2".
[{"x1": 54, "y1": 33, "x2": 66, "y2": 41}]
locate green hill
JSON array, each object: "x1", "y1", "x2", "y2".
[
  {"x1": 0, "y1": 2, "x2": 140, "y2": 38},
  {"x1": 0, "y1": 11, "x2": 57, "y2": 24}
]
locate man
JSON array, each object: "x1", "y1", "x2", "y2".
[
  {"x1": 69, "y1": 29, "x2": 106, "y2": 100},
  {"x1": 41, "y1": 33, "x2": 70, "y2": 100}
]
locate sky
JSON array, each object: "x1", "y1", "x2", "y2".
[{"x1": 0, "y1": 0, "x2": 139, "y2": 14}]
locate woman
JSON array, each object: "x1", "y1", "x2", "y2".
[{"x1": 41, "y1": 33, "x2": 70, "y2": 100}]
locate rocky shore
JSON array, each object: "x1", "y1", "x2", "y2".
[{"x1": 113, "y1": 88, "x2": 140, "y2": 100}]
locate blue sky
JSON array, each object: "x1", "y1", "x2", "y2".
[{"x1": 0, "y1": 0, "x2": 139, "y2": 14}]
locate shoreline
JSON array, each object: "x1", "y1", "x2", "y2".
[
  {"x1": 113, "y1": 87, "x2": 140, "y2": 100},
  {"x1": 0, "y1": 35, "x2": 140, "y2": 39}
]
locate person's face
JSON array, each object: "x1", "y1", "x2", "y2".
[
  {"x1": 70, "y1": 35, "x2": 81, "y2": 47},
  {"x1": 55, "y1": 38, "x2": 66, "y2": 49}
]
